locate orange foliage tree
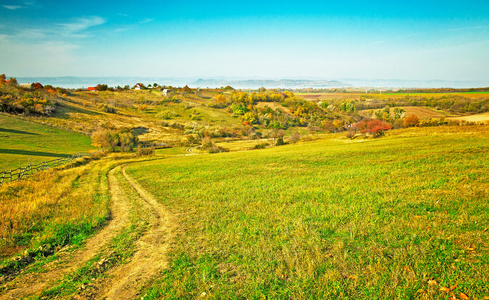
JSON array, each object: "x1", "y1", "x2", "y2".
[{"x1": 403, "y1": 114, "x2": 419, "y2": 127}]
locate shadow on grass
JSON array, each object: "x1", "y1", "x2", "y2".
[
  {"x1": 0, "y1": 128, "x2": 40, "y2": 135},
  {"x1": 0, "y1": 149, "x2": 71, "y2": 158},
  {"x1": 53, "y1": 101, "x2": 103, "y2": 119}
]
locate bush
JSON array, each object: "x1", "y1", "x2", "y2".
[
  {"x1": 251, "y1": 142, "x2": 269, "y2": 149},
  {"x1": 345, "y1": 130, "x2": 356, "y2": 139},
  {"x1": 0, "y1": 83, "x2": 54, "y2": 115},
  {"x1": 91, "y1": 128, "x2": 138, "y2": 152},
  {"x1": 403, "y1": 114, "x2": 419, "y2": 127},
  {"x1": 276, "y1": 137, "x2": 285, "y2": 146},
  {"x1": 357, "y1": 119, "x2": 391, "y2": 138},
  {"x1": 290, "y1": 132, "x2": 301, "y2": 143},
  {"x1": 137, "y1": 146, "x2": 155, "y2": 156}
]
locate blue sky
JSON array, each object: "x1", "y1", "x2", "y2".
[{"x1": 1, "y1": 0, "x2": 489, "y2": 81}]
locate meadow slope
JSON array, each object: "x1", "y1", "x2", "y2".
[
  {"x1": 126, "y1": 126, "x2": 489, "y2": 299},
  {"x1": 0, "y1": 114, "x2": 95, "y2": 170}
]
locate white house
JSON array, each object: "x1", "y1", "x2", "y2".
[
  {"x1": 20, "y1": 83, "x2": 32, "y2": 89},
  {"x1": 162, "y1": 89, "x2": 170, "y2": 96}
]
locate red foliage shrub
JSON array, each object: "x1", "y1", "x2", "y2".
[
  {"x1": 32, "y1": 82, "x2": 44, "y2": 89},
  {"x1": 357, "y1": 119, "x2": 391, "y2": 137}
]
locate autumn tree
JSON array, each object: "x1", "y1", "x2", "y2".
[
  {"x1": 181, "y1": 85, "x2": 191, "y2": 93},
  {"x1": 7, "y1": 77, "x2": 18, "y2": 86},
  {"x1": 91, "y1": 128, "x2": 137, "y2": 152},
  {"x1": 95, "y1": 84, "x2": 108, "y2": 91},
  {"x1": 243, "y1": 112, "x2": 259, "y2": 124},
  {"x1": 403, "y1": 114, "x2": 419, "y2": 127},
  {"x1": 32, "y1": 82, "x2": 44, "y2": 89},
  {"x1": 91, "y1": 129, "x2": 112, "y2": 148},
  {"x1": 357, "y1": 119, "x2": 391, "y2": 138}
]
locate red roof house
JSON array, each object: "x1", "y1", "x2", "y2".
[{"x1": 87, "y1": 87, "x2": 96, "y2": 91}]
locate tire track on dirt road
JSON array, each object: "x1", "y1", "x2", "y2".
[
  {"x1": 0, "y1": 161, "x2": 175, "y2": 299},
  {"x1": 0, "y1": 165, "x2": 131, "y2": 300},
  {"x1": 95, "y1": 165, "x2": 176, "y2": 300}
]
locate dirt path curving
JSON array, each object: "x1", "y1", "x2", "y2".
[
  {"x1": 96, "y1": 165, "x2": 176, "y2": 300},
  {"x1": 0, "y1": 161, "x2": 175, "y2": 299},
  {"x1": 0, "y1": 166, "x2": 131, "y2": 299}
]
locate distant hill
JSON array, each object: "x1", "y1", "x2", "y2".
[
  {"x1": 190, "y1": 79, "x2": 350, "y2": 89},
  {"x1": 339, "y1": 78, "x2": 489, "y2": 89},
  {"x1": 14, "y1": 76, "x2": 489, "y2": 90}
]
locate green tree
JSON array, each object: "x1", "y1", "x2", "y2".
[{"x1": 339, "y1": 101, "x2": 356, "y2": 113}]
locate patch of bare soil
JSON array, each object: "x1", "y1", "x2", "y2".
[
  {"x1": 449, "y1": 113, "x2": 489, "y2": 122},
  {"x1": 359, "y1": 106, "x2": 447, "y2": 119},
  {"x1": 0, "y1": 166, "x2": 133, "y2": 299},
  {"x1": 93, "y1": 166, "x2": 175, "y2": 300},
  {"x1": 301, "y1": 94, "x2": 321, "y2": 101},
  {"x1": 256, "y1": 102, "x2": 292, "y2": 114},
  {"x1": 401, "y1": 107, "x2": 446, "y2": 119}
]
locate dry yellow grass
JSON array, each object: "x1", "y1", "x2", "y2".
[
  {"x1": 449, "y1": 112, "x2": 489, "y2": 122},
  {"x1": 0, "y1": 156, "x2": 113, "y2": 259}
]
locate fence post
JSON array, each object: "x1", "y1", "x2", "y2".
[{"x1": 0, "y1": 152, "x2": 88, "y2": 186}]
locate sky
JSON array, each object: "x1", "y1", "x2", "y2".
[{"x1": 1, "y1": 0, "x2": 489, "y2": 82}]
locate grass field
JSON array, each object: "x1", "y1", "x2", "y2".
[
  {"x1": 297, "y1": 92, "x2": 489, "y2": 101},
  {"x1": 1, "y1": 83, "x2": 489, "y2": 298},
  {"x1": 126, "y1": 126, "x2": 489, "y2": 299},
  {"x1": 0, "y1": 114, "x2": 95, "y2": 170},
  {"x1": 0, "y1": 155, "x2": 112, "y2": 259},
  {"x1": 385, "y1": 92, "x2": 489, "y2": 96}
]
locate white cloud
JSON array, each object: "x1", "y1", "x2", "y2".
[
  {"x1": 140, "y1": 18, "x2": 154, "y2": 24},
  {"x1": 57, "y1": 16, "x2": 106, "y2": 33},
  {"x1": 1, "y1": 0, "x2": 38, "y2": 10},
  {"x1": 2, "y1": 5, "x2": 22, "y2": 9},
  {"x1": 0, "y1": 15, "x2": 106, "y2": 76},
  {"x1": 17, "y1": 28, "x2": 47, "y2": 39}
]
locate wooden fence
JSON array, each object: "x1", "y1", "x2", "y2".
[{"x1": 0, "y1": 152, "x2": 91, "y2": 186}]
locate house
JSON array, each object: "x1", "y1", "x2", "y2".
[
  {"x1": 20, "y1": 83, "x2": 32, "y2": 89},
  {"x1": 87, "y1": 87, "x2": 96, "y2": 91},
  {"x1": 162, "y1": 89, "x2": 170, "y2": 96},
  {"x1": 134, "y1": 83, "x2": 144, "y2": 90}
]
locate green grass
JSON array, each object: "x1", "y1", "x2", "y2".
[
  {"x1": 0, "y1": 114, "x2": 95, "y2": 170},
  {"x1": 126, "y1": 126, "x2": 489, "y2": 299}
]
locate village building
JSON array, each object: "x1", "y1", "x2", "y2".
[
  {"x1": 162, "y1": 89, "x2": 170, "y2": 96},
  {"x1": 19, "y1": 83, "x2": 32, "y2": 89}
]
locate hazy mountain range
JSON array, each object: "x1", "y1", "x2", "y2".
[
  {"x1": 15, "y1": 76, "x2": 489, "y2": 89},
  {"x1": 191, "y1": 79, "x2": 350, "y2": 89}
]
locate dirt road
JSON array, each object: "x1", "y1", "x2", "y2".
[{"x1": 0, "y1": 162, "x2": 174, "y2": 299}]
